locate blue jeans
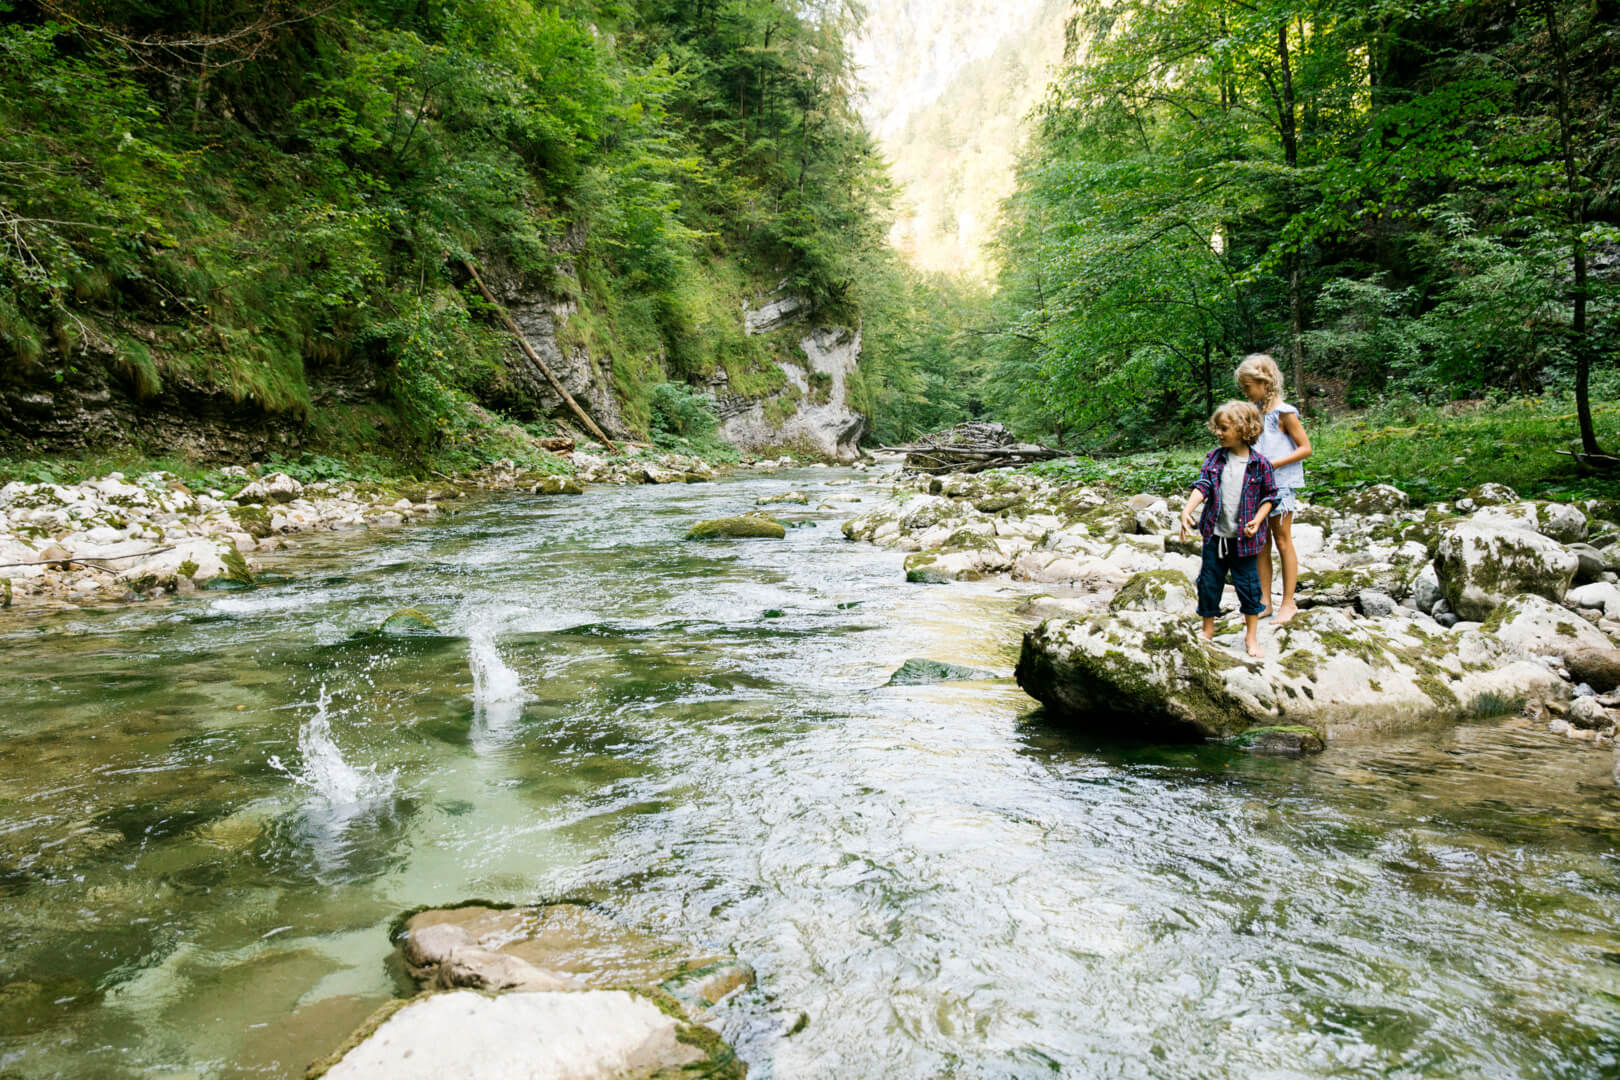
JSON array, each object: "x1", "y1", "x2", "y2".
[{"x1": 1196, "y1": 537, "x2": 1264, "y2": 617}]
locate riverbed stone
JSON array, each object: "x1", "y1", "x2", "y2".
[
  {"x1": 1483, "y1": 593, "x2": 1614, "y2": 656},
  {"x1": 1568, "y1": 582, "x2": 1620, "y2": 619},
  {"x1": 233, "y1": 472, "x2": 303, "y2": 505},
  {"x1": 378, "y1": 608, "x2": 437, "y2": 635},
  {"x1": 1015, "y1": 607, "x2": 1564, "y2": 742},
  {"x1": 1356, "y1": 589, "x2": 1399, "y2": 618},
  {"x1": 1295, "y1": 563, "x2": 1409, "y2": 608},
  {"x1": 311, "y1": 990, "x2": 735, "y2": 1080},
  {"x1": 1566, "y1": 648, "x2": 1620, "y2": 693},
  {"x1": 687, "y1": 516, "x2": 786, "y2": 540},
  {"x1": 434, "y1": 946, "x2": 575, "y2": 993},
  {"x1": 1435, "y1": 521, "x2": 1578, "y2": 620}
]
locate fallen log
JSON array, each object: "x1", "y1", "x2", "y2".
[{"x1": 461, "y1": 260, "x2": 619, "y2": 454}]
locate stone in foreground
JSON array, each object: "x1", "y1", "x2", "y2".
[
  {"x1": 310, "y1": 990, "x2": 739, "y2": 1080},
  {"x1": 1016, "y1": 608, "x2": 1565, "y2": 742},
  {"x1": 687, "y1": 516, "x2": 786, "y2": 540}
]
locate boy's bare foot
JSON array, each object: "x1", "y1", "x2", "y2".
[
  {"x1": 1245, "y1": 637, "x2": 1264, "y2": 659},
  {"x1": 1272, "y1": 604, "x2": 1297, "y2": 626},
  {"x1": 1201, "y1": 628, "x2": 1215, "y2": 641}
]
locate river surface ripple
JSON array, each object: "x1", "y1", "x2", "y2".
[{"x1": 1, "y1": 467, "x2": 1619, "y2": 1078}]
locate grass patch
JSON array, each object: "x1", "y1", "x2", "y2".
[{"x1": 1013, "y1": 394, "x2": 1620, "y2": 506}]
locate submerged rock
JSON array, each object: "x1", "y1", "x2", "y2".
[
  {"x1": 378, "y1": 608, "x2": 437, "y2": 635},
  {"x1": 687, "y1": 516, "x2": 786, "y2": 540},
  {"x1": 1015, "y1": 607, "x2": 1564, "y2": 743},
  {"x1": 1226, "y1": 725, "x2": 1326, "y2": 755},
  {"x1": 885, "y1": 658, "x2": 998, "y2": 685}
]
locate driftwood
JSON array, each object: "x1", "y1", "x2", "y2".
[
  {"x1": 461, "y1": 260, "x2": 619, "y2": 454},
  {"x1": 0, "y1": 544, "x2": 175, "y2": 572},
  {"x1": 881, "y1": 422, "x2": 1067, "y2": 475}
]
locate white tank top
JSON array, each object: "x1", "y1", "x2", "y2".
[{"x1": 1257, "y1": 404, "x2": 1304, "y2": 488}]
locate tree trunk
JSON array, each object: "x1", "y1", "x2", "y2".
[
  {"x1": 1543, "y1": 1, "x2": 1601, "y2": 457},
  {"x1": 1278, "y1": 21, "x2": 1307, "y2": 413}
]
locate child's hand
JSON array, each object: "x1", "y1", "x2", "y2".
[
  {"x1": 1179, "y1": 509, "x2": 1195, "y2": 540},
  {"x1": 1243, "y1": 516, "x2": 1263, "y2": 538}
]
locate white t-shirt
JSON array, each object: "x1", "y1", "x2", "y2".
[{"x1": 1215, "y1": 451, "x2": 1249, "y2": 537}]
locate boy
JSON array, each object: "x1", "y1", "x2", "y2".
[{"x1": 1178, "y1": 401, "x2": 1279, "y2": 658}]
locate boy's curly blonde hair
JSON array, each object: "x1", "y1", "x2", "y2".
[
  {"x1": 1207, "y1": 400, "x2": 1263, "y2": 446},
  {"x1": 1234, "y1": 353, "x2": 1283, "y2": 412}
]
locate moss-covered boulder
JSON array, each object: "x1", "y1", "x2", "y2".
[
  {"x1": 1015, "y1": 607, "x2": 1565, "y2": 743},
  {"x1": 1110, "y1": 569, "x2": 1196, "y2": 614},
  {"x1": 1435, "y1": 522, "x2": 1578, "y2": 620},
  {"x1": 227, "y1": 504, "x2": 273, "y2": 539},
  {"x1": 1338, "y1": 483, "x2": 1409, "y2": 515},
  {"x1": 885, "y1": 658, "x2": 999, "y2": 685},
  {"x1": 530, "y1": 476, "x2": 585, "y2": 496},
  {"x1": 686, "y1": 516, "x2": 786, "y2": 540}
]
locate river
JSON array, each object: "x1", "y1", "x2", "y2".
[{"x1": 2, "y1": 466, "x2": 1618, "y2": 1078}]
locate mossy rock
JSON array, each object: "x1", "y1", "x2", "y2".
[
  {"x1": 687, "y1": 517, "x2": 787, "y2": 540},
  {"x1": 885, "y1": 658, "x2": 999, "y2": 685},
  {"x1": 228, "y1": 504, "x2": 273, "y2": 539},
  {"x1": 940, "y1": 528, "x2": 997, "y2": 552},
  {"x1": 756, "y1": 491, "x2": 809, "y2": 506},
  {"x1": 0, "y1": 578, "x2": 10, "y2": 608},
  {"x1": 379, "y1": 607, "x2": 438, "y2": 635},
  {"x1": 972, "y1": 494, "x2": 1025, "y2": 514},
  {"x1": 1228, "y1": 725, "x2": 1325, "y2": 755},
  {"x1": 531, "y1": 476, "x2": 586, "y2": 496},
  {"x1": 221, "y1": 546, "x2": 255, "y2": 586}
]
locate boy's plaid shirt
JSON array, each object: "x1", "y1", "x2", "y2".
[{"x1": 1193, "y1": 447, "x2": 1279, "y2": 557}]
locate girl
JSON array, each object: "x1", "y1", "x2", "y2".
[{"x1": 1235, "y1": 354, "x2": 1312, "y2": 625}]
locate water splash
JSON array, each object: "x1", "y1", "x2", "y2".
[
  {"x1": 269, "y1": 686, "x2": 395, "y2": 806},
  {"x1": 469, "y1": 628, "x2": 535, "y2": 748}
]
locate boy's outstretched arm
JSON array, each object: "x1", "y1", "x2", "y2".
[{"x1": 1179, "y1": 491, "x2": 1205, "y2": 540}]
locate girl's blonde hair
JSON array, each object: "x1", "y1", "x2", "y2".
[
  {"x1": 1207, "y1": 400, "x2": 1263, "y2": 445},
  {"x1": 1234, "y1": 353, "x2": 1283, "y2": 412}
]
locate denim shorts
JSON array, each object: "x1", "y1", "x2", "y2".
[
  {"x1": 1273, "y1": 487, "x2": 1297, "y2": 515},
  {"x1": 1196, "y1": 537, "x2": 1264, "y2": 617}
]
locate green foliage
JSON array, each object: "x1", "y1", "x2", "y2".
[
  {"x1": 647, "y1": 381, "x2": 738, "y2": 462},
  {"x1": 0, "y1": 0, "x2": 896, "y2": 463},
  {"x1": 986, "y1": 0, "x2": 1618, "y2": 452}
]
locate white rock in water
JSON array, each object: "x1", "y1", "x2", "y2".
[
  {"x1": 116, "y1": 538, "x2": 232, "y2": 588},
  {"x1": 316, "y1": 990, "x2": 707, "y2": 1080}
]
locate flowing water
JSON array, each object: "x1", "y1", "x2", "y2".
[{"x1": 2, "y1": 467, "x2": 1619, "y2": 1079}]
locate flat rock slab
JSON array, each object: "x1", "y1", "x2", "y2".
[{"x1": 314, "y1": 990, "x2": 708, "y2": 1080}]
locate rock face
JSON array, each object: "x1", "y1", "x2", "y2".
[
  {"x1": 311, "y1": 991, "x2": 728, "y2": 1080},
  {"x1": 1015, "y1": 607, "x2": 1565, "y2": 742},
  {"x1": 1435, "y1": 522, "x2": 1579, "y2": 620},
  {"x1": 1484, "y1": 593, "x2": 1613, "y2": 657},
  {"x1": 714, "y1": 291, "x2": 867, "y2": 462}
]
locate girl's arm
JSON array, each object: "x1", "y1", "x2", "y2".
[{"x1": 1269, "y1": 412, "x2": 1313, "y2": 469}]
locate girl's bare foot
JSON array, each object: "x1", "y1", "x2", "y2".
[
  {"x1": 1272, "y1": 604, "x2": 1298, "y2": 626},
  {"x1": 1245, "y1": 637, "x2": 1264, "y2": 658}
]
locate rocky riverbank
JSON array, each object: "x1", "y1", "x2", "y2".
[
  {"x1": 841, "y1": 470, "x2": 1620, "y2": 754},
  {"x1": 0, "y1": 447, "x2": 825, "y2": 610}
]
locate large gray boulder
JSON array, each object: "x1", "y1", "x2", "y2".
[
  {"x1": 1435, "y1": 522, "x2": 1578, "y2": 620},
  {"x1": 233, "y1": 472, "x2": 303, "y2": 505},
  {"x1": 1015, "y1": 608, "x2": 1564, "y2": 742}
]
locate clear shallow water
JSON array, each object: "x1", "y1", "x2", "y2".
[{"x1": 2, "y1": 467, "x2": 1619, "y2": 1079}]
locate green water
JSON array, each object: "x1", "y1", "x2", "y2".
[{"x1": 2, "y1": 468, "x2": 1618, "y2": 1078}]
